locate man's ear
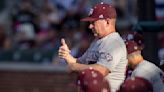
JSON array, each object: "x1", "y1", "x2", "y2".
[{"x1": 106, "y1": 18, "x2": 111, "y2": 24}]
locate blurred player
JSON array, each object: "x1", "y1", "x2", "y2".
[
  {"x1": 58, "y1": 2, "x2": 128, "y2": 92},
  {"x1": 117, "y1": 77, "x2": 153, "y2": 92},
  {"x1": 125, "y1": 40, "x2": 164, "y2": 92}
]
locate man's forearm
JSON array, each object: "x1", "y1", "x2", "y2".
[
  {"x1": 65, "y1": 54, "x2": 77, "y2": 64},
  {"x1": 68, "y1": 63, "x2": 110, "y2": 76}
]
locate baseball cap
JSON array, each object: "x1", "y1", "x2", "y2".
[
  {"x1": 125, "y1": 40, "x2": 140, "y2": 54},
  {"x1": 124, "y1": 32, "x2": 144, "y2": 49},
  {"x1": 77, "y1": 68, "x2": 110, "y2": 92},
  {"x1": 81, "y1": 2, "x2": 116, "y2": 21},
  {"x1": 117, "y1": 77, "x2": 153, "y2": 92}
]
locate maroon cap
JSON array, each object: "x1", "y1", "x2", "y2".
[
  {"x1": 77, "y1": 68, "x2": 110, "y2": 92},
  {"x1": 81, "y1": 2, "x2": 116, "y2": 21},
  {"x1": 125, "y1": 40, "x2": 140, "y2": 54},
  {"x1": 124, "y1": 32, "x2": 144, "y2": 49},
  {"x1": 117, "y1": 77, "x2": 153, "y2": 92}
]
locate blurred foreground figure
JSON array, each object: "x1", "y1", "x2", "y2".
[
  {"x1": 117, "y1": 77, "x2": 153, "y2": 92},
  {"x1": 77, "y1": 68, "x2": 110, "y2": 92}
]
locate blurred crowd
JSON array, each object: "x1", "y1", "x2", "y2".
[
  {"x1": 0, "y1": 0, "x2": 139, "y2": 50},
  {"x1": 0, "y1": 0, "x2": 136, "y2": 63},
  {"x1": 0, "y1": 0, "x2": 163, "y2": 64},
  {"x1": 0, "y1": 0, "x2": 92, "y2": 51},
  {"x1": 0, "y1": 0, "x2": 99, "y2": 64}
]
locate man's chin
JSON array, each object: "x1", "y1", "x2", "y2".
[
  {"x1": 94, "y1": 34, "x2": 103, "y2": 39},
  {"x1": 94, "y1": 33, "x2": 98, "y2": 37}
]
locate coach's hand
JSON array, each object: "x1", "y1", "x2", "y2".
[{"x1": 58, "y1": 38, "x2": 76, "y2": 64}]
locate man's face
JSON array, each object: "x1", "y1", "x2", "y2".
[
  {"x1": 127, "y1": 57, "x2": 133, "y2": 65},
  {"x1": 89, "y1": 19, "x2": 109, "y2": 38},
  {"x1": 127, "y1": 53, "x2": 140, "y2": 69}
]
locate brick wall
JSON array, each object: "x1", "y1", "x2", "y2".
[{"x1": 0, "y1": 64, "x2": 78, "y2": 92}]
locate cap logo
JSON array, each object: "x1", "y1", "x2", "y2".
[
  {"x1": 93, "y1": 80, "x2": 98, "y2": 85},
  {"x1": 134, "y1": 46, "x2": 138, "y2": 50},
  {"x1": 131, "y1": 77, "x2": 135, "y2": 81},
  {"x1": 127, "y1": 34, "x2": 134, "y2": 40},
  {"x1": 81, "y1": 3, "x2": 116, "y2": 21},
  {"x1": 131, "y1": 85, "x2": 136, "y2": 89},
  {"x1": 99, "y1": 14, "x2": 104, "y2": 18},
  {"x1": 101, "y1": 88, "x2": 108, "y2": 92},
  {"x1": 77, "y1": 80, "x2": 81, "y2": 85},
  {"x1": 89, "y1": 8, "x2": 94, "y2": 16},
  {"x1": 101, "y1": 2, "x2": 104, "y2": 4},
  {"x1": 126, "y1": 42, "x2": 128, "y2": 45},
  {"x1": 82, "y1": 71, "x2": 85, "y2": 74},
  {"x1": 89, "y1": 67, "x2": 93, "y2": 70},
  {"x1": 138, "y1": 40, "x2": 141, "y2": 44}
]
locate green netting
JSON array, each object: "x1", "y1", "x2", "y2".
[
  {"x1": 134, "y1": 21, "x2": 164, "y2": 31},
  {"x1": 0, "y1": 48, "x2": 58, "y2": 63}
]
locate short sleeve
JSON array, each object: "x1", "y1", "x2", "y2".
[
  {"x1": 77, "y1": 40, "x2": 97, "y2": 64},
  {"x1": 77, "y1": 51, "x2": 88, "y2": 64},
  {"x1": 97, "y1": 42, "x2": 126, "y2": 72}
]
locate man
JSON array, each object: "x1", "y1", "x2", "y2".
[
  {"x1": 125, "y1": 40, "x2": 164, "y2": 92},
  {"x1": 58, "y1": 2, "x2": 128, "y2": 92},
  {"x1": 123, "y1": 32, "x2": 144, "y2": 78}
]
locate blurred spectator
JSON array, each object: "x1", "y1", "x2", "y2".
[
  {"x1": 14, "y1": 23, "x2": 36, "y2": 49},
  {"x1": 155, "y1": 0, "x2": 164, "y2": 21},
  {"x1": 112, "y1": 0, "x2": 126, "y2": 19},
  {"x1": 61, "y1": 12, "x2": 81, "y2": 33},
  {"x1": 11, "y1": 0, "x2": 38, "y2": 49},
  {"x1": 39, "y1": 0, "x2": 60, "y2": 32},
  {"x1": 0, "y1": 25, "x2": 6, "y2": 48},
  {"x1": 126, "y1": 0, "x2": 137, "y2": 22},
  {"x1": 11, "y1": 0, "x2": 38, "y2": 32},
  {"x1": 35, "y1": 26, "x2": 60, "y2": 49},
  {"x1": 50, "y1": 0, "x2": 79, "y2": 21},
  {"x1": 0, "y1": 24, "x2": 12, "y2": 50},
  {"x1": 70, "y1": 35, "x2": 90, "y2": 58},
  {"x1": 158, "y1": 32, "x2": 164, "y2": 71}
]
